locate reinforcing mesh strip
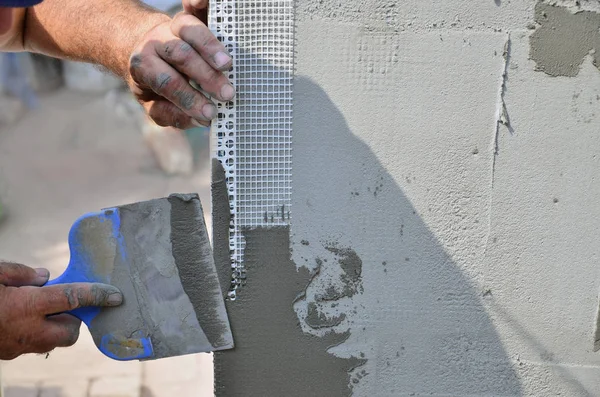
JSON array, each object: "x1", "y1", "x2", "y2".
[{"x1": 209, "y1": 0, "x2": 294, "y2": 300}]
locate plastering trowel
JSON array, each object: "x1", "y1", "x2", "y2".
[{"x1": 44, "y1": 193, "x2": 234, "y2": 361}]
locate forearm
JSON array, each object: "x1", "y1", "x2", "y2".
[
  {"x1": 0, "y1": 0, "x2": 232, "y2": 130},
  {"x1": 22, "y1": 0, "x2": 170, "y2": 79}
]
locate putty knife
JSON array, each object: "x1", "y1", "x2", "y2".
[{"x1": 44, "y1": 193, "x2": 233, "y2": 361}]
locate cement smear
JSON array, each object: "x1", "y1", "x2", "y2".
[
  {"x1": 298, "y1": 244, "x2": 363, "y2": 334},
  {"x1": 317, "y1": 245, "x2": 364, "y2": 301},
  {"x1": 211, "y1": 158, "x2": 233, "y2": 298},
  {"x1": 305, "y1": 302, "x2": 347, "y2": 329},
  {"x1": 213, "y1": 227, "x2": 364, "y2": 397},
  {"x1": 530, "y1": 1, "x2": 600, "y2": 77}
]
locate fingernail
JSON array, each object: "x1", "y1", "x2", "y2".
[
  {"x1": 202, "y1": 103, "x2": 217, "y2": 120},
  {"x1": 192, "y1": 119, "x2": 208, "y2": 127},
  {"x1": 214, "y1": 52, "x2": 232, "y2": 69},
  {"x1": 35, "y1": 268, "x2": 50, "y2": 282},
  {"x1": 107, "y1": 292, "x2": 123, "y2": 306},
  {"x1": 220, "y1": 84, "x2": 235, "y2": 101}
]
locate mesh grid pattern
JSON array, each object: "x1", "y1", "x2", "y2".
[{"x1": 210, "y1": 0, "x2": 294, "y2": 299}]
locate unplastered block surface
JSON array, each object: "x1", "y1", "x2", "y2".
[
  {"x1": 481, "y1": 31, "x2": 600, "y2": 395},
  {"x1": 293, "y1": 23, "x2": 516, "y2": 396},
  {"x1": 212, "y1": 1, "x2": 600, "y2": 395},
  {"x1": 296, "y1": 0, "x2": 536, "y2": 32},
  {"x1": 291, "y1": 9, "x2": 600, "y2": 397}
]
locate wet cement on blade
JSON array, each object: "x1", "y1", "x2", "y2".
[
  {"x1": 211, "y1": 158, "x2": 233, "y2": 298},
  {"x1": 530, "y1": 1, "x2": 600, "y2": 77},
  {"x1": 214, "y1": 227, "x2": 364, "y2": 397},
  {"x1": 168, "y1": 193, "x2": 232, "y2": 349}
]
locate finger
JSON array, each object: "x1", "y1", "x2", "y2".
[
  {"x1": 144, "y1": 99, "x2": 208, "y2": 129},
  {"x1": 171, "y1": 13, "x2": 232, "y2": 71},
  {"x1": 44, "y1": 314, "x2": 81, "y2": 347},
  {"x1": 157, "y1": 38, "x2": 234, "y2": 102},
  {"x1": 182, "y1": 0, "x2": 208, "y2": 25},
  {"x1": 182, "y1": 0, "x2": 208, "y2": 11},
  {"x1": 129, "y1": 52, "x2": 217, "y2": 122},
  {"x1": 0, "y1": 262, "x2": 49, "y2": 287},
  {"x1": 35, "y1": 283, "x2": 123, "y2": 315},
  {"x1": 24, "y1": 315, "x2": 81, "y2": 354}
]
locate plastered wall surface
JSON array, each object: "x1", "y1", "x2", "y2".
[
  {"x1": 213, "y1": 0, "x2": 600, "y2": 395},
  {"x1": 288, "y1": 0, "x2": 600, "y2": 395}
]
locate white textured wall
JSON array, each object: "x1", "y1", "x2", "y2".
[{"x1": 291, "y1": 0, "x2": 600, "y2": 395}]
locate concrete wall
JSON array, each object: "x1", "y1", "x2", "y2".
[{"x1": 215, "y1": 1, "x2": 600, "y2": 395}]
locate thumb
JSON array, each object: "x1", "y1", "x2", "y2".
[
  {"x1": 182, "y1": 0, "x2": 208, "y2": 25},
  {"x1": 0, "y1": 262, "x2": 49, "y2": 287}
]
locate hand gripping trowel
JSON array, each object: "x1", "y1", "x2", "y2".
[{"x1": 44, "y1": 193, "x2": 234, "y2": 361}]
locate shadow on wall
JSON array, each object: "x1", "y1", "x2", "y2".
[{"x1": 291, "y1": 76, "x2": 523, "y2": 396}]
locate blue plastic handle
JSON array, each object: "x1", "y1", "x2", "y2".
[{"x1": 45, "y1": 208, "x2": 153, "y2": 361}]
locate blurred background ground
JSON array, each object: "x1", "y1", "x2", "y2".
[{"x1": 0, "y1": 53, "x2": 215, "y2": 396}]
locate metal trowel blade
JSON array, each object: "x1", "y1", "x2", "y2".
[{"x1": 57, "y1": 193, "x2": 233, "y2": 361}]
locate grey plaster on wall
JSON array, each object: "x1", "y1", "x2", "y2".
[
  {"x1": 209, "y1": 0, "x2": 600, "y2": 393},
  {"x1": 211, "y1": 0, "x2": 575, "y2": 393},
  {"x1": 542, "y1": 0, "x2": 600, "y2": 13},
  {"x1": 530, "y1": 1, "x2": 600, "y2": 77},
  {"x1": 210, "y1": 45, "x2": 370, "y2": 395},
  {"x1": 213, "y1": 227, "x2": 365, "y2": 397},
  {"x1": 212, "y1": 22, "x2": 524, "y2": 394}
]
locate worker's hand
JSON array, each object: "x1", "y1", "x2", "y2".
[
  {"x1": 182, "y1": 0, "x2": 208, "y2": 25},
  {"x1": 128, "y1": 5, "x2": 233, "y2": 130},
  {"x1": 0, "y1": 262, "x2": 123, "y2": 360}
]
